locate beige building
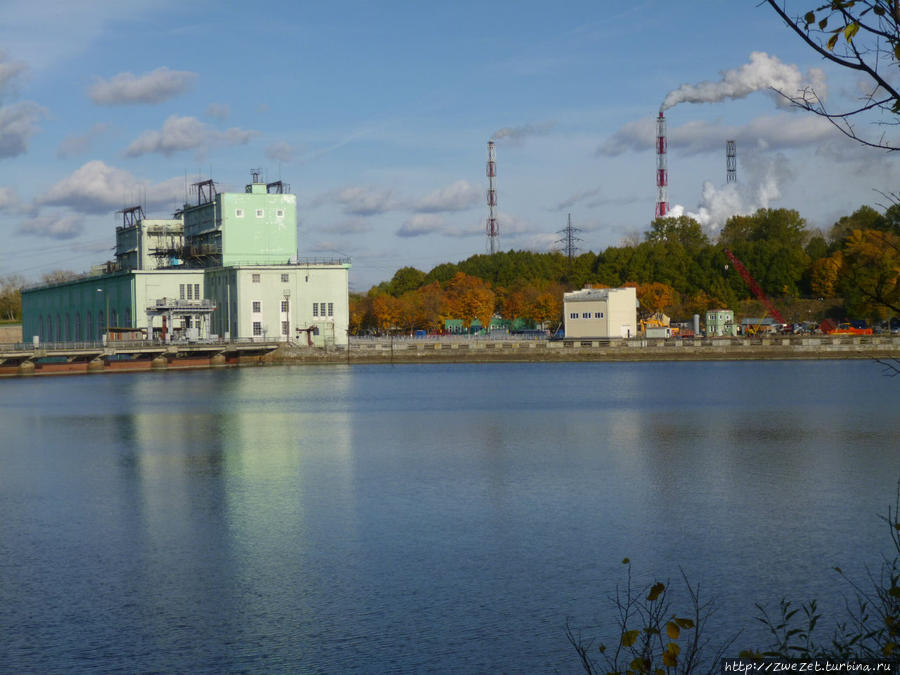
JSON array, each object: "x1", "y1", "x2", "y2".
[{"x1": 563, "y1": 287, "x2": 638, "y2": 338}]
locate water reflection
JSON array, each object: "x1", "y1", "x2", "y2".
[{"x1": 1, "y1": 361, "x2": 898, "y2": 672}]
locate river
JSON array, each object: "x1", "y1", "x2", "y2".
[{"x1": 1, "y1": 361, "x2": 898, "y2": 673}]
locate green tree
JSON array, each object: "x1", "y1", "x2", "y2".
[
  {"x1": 0, "y1": 275, "x2": 25, "y2": 321},
  {"x1": 387, "y1": 266, "x2": 426, "y2": 297}
]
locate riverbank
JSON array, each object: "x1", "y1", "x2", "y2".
[{"x1": 265, "y1": 334, "x2": 900, "y2": 364}]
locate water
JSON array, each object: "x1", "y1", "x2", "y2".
[{"x1": 1, "y1": 361, "x2": 898, "y2": 673}]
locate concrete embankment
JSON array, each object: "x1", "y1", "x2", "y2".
[{"x1": 265, "y1": 335, "x2": 900, "y2": 364}]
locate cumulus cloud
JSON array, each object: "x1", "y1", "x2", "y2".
[
  {"x1": 89, "y1": 66, "x2": 196, "y2": 105},
  {"x1": 0, "y1": 101, "x2": 45, "y2": 157},
  {"x1": 39, "y1": 160, "x2": 148, "y2": 213},
  {"x1": 0, "y1": 50, "x2": 27, "y2": 99},
  {"x1": 124, "y1": 115, "x2": 258, "y2": 157},
  {"x1": 598, "y1": 113, "x2": 835, "y2": 157},
  {"x1": 56, "y1": 122, "x2": 110, "y2": 159},
  {"x1": 266, "y1": 141, "x2": 296, "y2": 163},
  {"x1": 205, "y1": 102, "x2": 230, "y2": 120},
  {"x1": 397, "y1": 213, "x2": 444, "y2": 238},
  {"x1": 16, "y1": 213, "x2": 84, "y2": 239},
  {"x1": 492, "y1": 121, "x2": 556, "y2": 143},
  {"x1": 415, "y1": 179, "x2": 481, "y2": 212}
]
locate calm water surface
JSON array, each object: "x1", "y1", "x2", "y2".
[{"x1": 1, "y1": 361, "x2": 898, "y2": 673}]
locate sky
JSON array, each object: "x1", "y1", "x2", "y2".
[{"x1": 1, "y1": 0, "x2": 898, "y2": 292}]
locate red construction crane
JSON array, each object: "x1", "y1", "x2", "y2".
[{"x1": 723, "y1": 249, "x2": 788, "y2": 327}]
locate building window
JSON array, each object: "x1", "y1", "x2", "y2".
[
  {"x1": 253, "y1": 321, "x2": 262, "y2": 336},
  {"x1": 86, "y1": 312, "x2": 92, "y2": 339},
  {"x1": 276, "y1": 209, "x2": 284, "y2": 218},
  {"x1": 313, "y1": 303, "x2": 319, "y2": 317},
  {"x1": 281, "y1": 321, "x2": 289, "y2": 336},
  {"x1": 281, "y1": 300, "x2": 289, "y2": 313},
  {"x1": 327, "y1": 302, "x2": 333, "y2": 317},
  {"x1": 252, "y1": 273, "x2": 260, "y2": 283},
  {"x1": 38, "y1": 316, "x2": 43, "y2": 341},
  {"x1": 256, "y1": 209, "x2": 264, "y2": 218},
  {"x1": 599, "y1": 312, "x2": 604, "y2": 318},
  {"x1": 235, "y1": 209, "x2": 244, "y2": 217},
  {"x1": 187, "y1": 284, "x2": 193, "y2": 300},
  {"x1": 180, "y1": 284, "x2": 185, "y2": 299},
  {"x1": 194, "y1": 283, "x2": 200, "y2": 299},
  {"x1": 97, "y1": 312, "x2": 104, "y2": 337},
  {"x1": 582, "y1": 312, "x2": 590, "y2": 319},
  {"x1": 125, "y1": 308, "x2": 131, "y2": 327},
  {"x1": 252, "y1": 301, "x2": 261, "y2": 313},
  {"x1": 569, "y1": 312, "x2": 578, "y2": 319},
  {"x1": 281, "y1": 273, "x2": 289, "y2": 283},
  {"x1": 111, "y1": 310, "x2": 118, "y2": 328}
]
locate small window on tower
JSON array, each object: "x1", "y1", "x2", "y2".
[
  {"x1": 235, "y1": 209, "x2": 244, "y2": 218},
  {"x1": 276, "y1": 209, "x2": 284, "y2": 218},
  {"x1": 256, "y1": 209, "x2": 264, "y2": 218}
]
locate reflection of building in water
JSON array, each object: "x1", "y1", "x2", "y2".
[{"x1": 22, "y1": 172, "x2": 350, "y2": 347}]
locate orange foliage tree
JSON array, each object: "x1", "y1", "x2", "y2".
[
  {"x1": 444, "y1": 272, "x2": 496, "y2": 330},
  {"x1": 637, "y1": 282, "x2": 675, "y2": 315}
]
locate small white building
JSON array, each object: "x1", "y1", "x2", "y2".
[{"x1": 563, "y1": 286, "x2": 638, "y2": 338}]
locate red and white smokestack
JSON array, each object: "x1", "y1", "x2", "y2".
[
  {"x1": 486, "y1": 139, "x2": 499, "y2": 254},
  {"x1": 655, "y1": 112, "x2": 668, "y2": 219}
]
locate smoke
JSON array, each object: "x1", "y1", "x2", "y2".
[
  {"x1": 661, "y1": 52, "x2": 826, "y2": 112},
  {"x1": 668, "y1": 152, "x2": 793, "y2": 232},
  {"x1": 491, "y1": 121, "x2": 555, "y2": 143}
]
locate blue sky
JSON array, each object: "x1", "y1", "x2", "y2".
[{"x1": 1, "y1": 1, "x2": 897, "y2": 291}]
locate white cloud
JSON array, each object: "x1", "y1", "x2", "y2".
[
  {"x1": 89, "y1": 66, "x2": 196, "y2": 105},
  {"x1": 124, "y1": 115, "x2": 258, "y2": 157},
  {"x1": 554, "y1": 186, "x2": 604, "y2": 211},
  {"x1": 16, "y1": 213, "x2": 84, "y2": 239},
  {"x1": 327, "y1": 220, "x2": 373, "y2": 235},
  {"x1": 397, "y1": 213, "x2": 444, "y2": 238},
  {"x1": 40, "y1": 160, "x2": 147, "y2": 213},
  {"x1": 266, "y1": 141, "x2": 296, "y2": 163},
  {"x1": 205, "y1": 102, "x2": 230, "y2": 120},
  {"x1": 415, "y1": 179, "x2": 481, "y2": 212},
  {"x1": 0, "y1": 50, "x2": 27, "y2": 99},
  {"x1": 0, "y1": 101, "x2": 45, "y2": 157},
  {"x1": 56, "y1": 123, "x2": 110, "y2": 159}
]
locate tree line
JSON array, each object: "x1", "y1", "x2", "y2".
[{"x1": 351, "y1": 205, "x2": 900, "y2": 334}]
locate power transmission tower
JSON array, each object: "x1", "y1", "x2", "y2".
[{"x1": 557, "y1": 213, "x2": 582, "y2": 263}]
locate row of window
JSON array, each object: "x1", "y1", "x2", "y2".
[
  {"x1": 179, "y1": 283, "x2": 201, "y2": 300},
  {"x1": 235, "y1": 209, "x2": 285, "y2": 218},
  {"x1": 251, "y1": 321, "x2": 315, "y2": 338},
  {"x1": 252, "y1": 273, "x2": 291, "y2": 283},
  {"x1": 569, "y1": 311, "x2": 605, "y2": 319},
  {"x1": 312, "y1": 302, "x2": 333, "y2": 317},
  {"x1": 36, "y1": 308, "x2": 130, "y2": 342}
]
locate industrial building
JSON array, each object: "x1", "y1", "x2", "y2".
[
  {"x1": 22, "y1": 173, "x2": 350, "y2": 347},
  {"x1": 563, "y1": 286, "x2": 638, "y2": 339},
  {"x1": 705, "y1": 309, "x2": 737, "y2": 337}
]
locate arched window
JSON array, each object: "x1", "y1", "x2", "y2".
[
  {"x1": 98, "y1": 311, "x2": 105, "y2": 338},
  {"x1": 125, "y1": 307, "x2": 131, "y2": 328},
  {"x1": 55, "y1": 314, "x2": 61, "y2": 342},
  {"x1": 86, "y1": 312, "x2": 92, "y2": 340},
  {"x1": 111, "y1": 309, "x2": 118, "y2": 329},
  {"x1": 74, "y1": 314, "x2": 81, "y2": 341},
  {"x1": 39, "y1": 316, "x2": 43, "y2": 341},
  {"x1": 65, "y1": 313, "x2": 70, "y2": 341}
]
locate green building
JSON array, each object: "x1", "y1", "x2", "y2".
[
  {"x1": 705, "y1": 309, "x2": 737, "y2": 337},
  {"x1": 22, "y1": 173, "x2": 350, "y2": 346}
]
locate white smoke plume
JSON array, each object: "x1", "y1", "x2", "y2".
[
  {"x1": 661, "y1": 52, "x2": 826, "y2": 112},
  {"x1": 668, "y1": 152, "x2": 793, "y2": 233},
  {"x1": 491, "y1": 121, "x2": 555, "y2": 143}
]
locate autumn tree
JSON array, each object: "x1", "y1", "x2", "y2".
[
  {"x1": 838, "y1": 229, "x2": 900, "y2": 317},
  {"x1": 766, "y1": 0, "x2": 900, "y2": 150},
  {"x1": 444, "y1": 272, "x2": 496, "y2": 331},
  {"x1": 371, "y1": 293, "x2": 402, "y2": 334},
  {"x1": 637, "y1": 282, "x2": 676, "y2": 315}
]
